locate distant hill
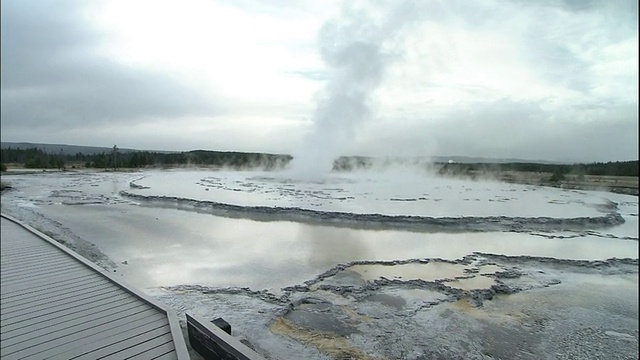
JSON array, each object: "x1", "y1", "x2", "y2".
[
  {"x1": 1, "y1": 142, "x2": 133, "y2": 155},
  {"x1": 0, "y1": 142, "x2": 172, "y2": 156}
]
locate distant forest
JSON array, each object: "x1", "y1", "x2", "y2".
[
  {"x1": 331, "y1": 156, "x2": 639, "y2": 177},
  {"x1": 0, "y1": 147, "x2": 638, "y2": 177},
  {"x1": 433, "y1": 161, "x2": 639, "y2": 177},
  {"x1": 0, "y1": 148, "x2": 292, "y2": 171}
]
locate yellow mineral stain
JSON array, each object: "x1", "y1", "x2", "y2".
[
  {"x1": 270, "y1": 317, "x2": 380, "y2": 360},
  {"x1": 444, "y1": 276, "x2": 496, "y2": 290},
  {"x1": 340, "y1": 305, "x2": 372, "y2": 323},
  {"x1": 448, "y1": 297, "x2": 528, "y2": 323}
]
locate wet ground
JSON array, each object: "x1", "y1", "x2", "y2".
[
  {"x1": 0, "y1": 169, "x2": 637, "y2": 359},
  {"x1": 155, "y1": 255, "x2": 638, "y2": 360}
]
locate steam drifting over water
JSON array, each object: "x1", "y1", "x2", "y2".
[{"x1": 120, "y1": 170, "x2": 628, "y2": 233}]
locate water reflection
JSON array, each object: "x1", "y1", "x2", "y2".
[
  {"x1": 1, "y1": 170, "x2": 638, "y2": 294},
  {"x1": 23, "y1": 203, "x2": 637, "y2": 292},
  {"x1": 300, "y1": 225, "x2": 371, "y2": 268},
  {"x1": 129, "y1": 170, "x2": 614, "y2": 218}
]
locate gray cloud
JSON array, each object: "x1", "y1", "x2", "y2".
[
  {"x1": 356, "y1": 99, "x2": 638, "y2": 163},
  {"x1": 300, "y1": 0, "x2": 638, "y2": 165},
  {"x1": 1, "y1": 0, "x2": 220, "y2": 132},
  {"x1": 1, "y1": 0, "x2": 636, "y2": 163}
]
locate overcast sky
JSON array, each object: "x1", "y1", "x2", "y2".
[{"x1": 1, "y1": 0, "x2": 638, "y2": 163}]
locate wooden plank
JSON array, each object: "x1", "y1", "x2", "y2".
[
  {"x1": 0, "y1": 260, "x2": 85, "y2": 282},
  {"x1": 44, "y1": 318, "x2": 171, "y2": 360},
  {"x1": 0, "y1": 238, "x2": 47, "y2": 248},
  {"x1": 153, "y1": 351, "x2": 180, "y2": 360},
  {"x1": 0, "y1": 273, "x2": 105, "y2": 305},
  {"x1": 2, "y1": 309, "x2": 168, "y2": 348},
  {"x1": 0, "y1": 264, "x2": 86, "y2": 286},
  {"x1": 0, "y1": 279, "x2": 112, "y2": 316},
  {"x1": 0, "y1": 247, "x2": 66, "y2": 263},
  {"x1": 0, "y1": 263, "x2": 84, "y2": 284},
  {"x1": 100, "y1": 336, "x2": 175, "y2": 360},
  {"x1": 0, "y1": 246, "x2": 57, "y2": 257},
  {"x1": 2, "y1": 307, "x2": 160, "y2": 359},
  {"x1": 2, "y1": 252, "x2": 68, "y2": 270},
  {"x1": 2, "y1": 289, "x2": 128, "y2": 325},
  {"x1": 0, "y1": 250, "x2": 71, "y2": 266},
  {"x1": 0, "y1": 273, "x2": 96, "y2": 299},
  {"x1": 128, "y1": 340, "x2": 176, "y2": 360},
  {"x1": 1, "y1": 299, "x2": 143, "y2": 345},
  {"x1": 0, "y1": 238, "x2": 46, "y2": 247},
  {"x1": 0, "y1": 286, "x2": 121, "y2": 322},
  {"x1": 2, "y1": 270, "x2": 99, "y2": 299},
  {"x1": 62, "y1": 321, "x2": 171, "y2": 360},
  {"x1": 0, "y1": 257, "x2": 74, "y2": 276},
  {"x1": 1, "y1": 295, "x2": 142, "y2": 335}
]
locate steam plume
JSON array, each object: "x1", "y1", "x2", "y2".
[{"x1": 289, "y1": 1, "x2": 415, "y2": 178}]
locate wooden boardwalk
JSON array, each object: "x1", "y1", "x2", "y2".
[{"x1": 0, "y1": 214, "x2": 190, "y2": 360}]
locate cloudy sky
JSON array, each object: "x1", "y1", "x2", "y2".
[{"x1": 1, "y1": 0, "x2": 638, "y2": 163}]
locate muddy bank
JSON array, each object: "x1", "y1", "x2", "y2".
[{"x1": 120, "y1": 190, "x2": 626, "y2": 233}]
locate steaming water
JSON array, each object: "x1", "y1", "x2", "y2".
[
  {"x1": 125, "y1": 169, "x2": 610, "y2": 217},
  {"x1": 1, "y1": 169, "x2": 636, "y2": 293}
]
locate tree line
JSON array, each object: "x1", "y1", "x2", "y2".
[
  {"x1": 332, "y1": 156, "x2": 638, "y2": 177},
  {"x1": 434, "y1": 161, "x2": 638, "y2": 177},
  {"x1": 0, "y1": 148, "x2": 65, "y2": 170},
  {"x1": 0, "y1": 147, "x2": 292, "y2": 171},
  {"x1": 0, "y1": 147, "x2": 637, "y2": 177}
]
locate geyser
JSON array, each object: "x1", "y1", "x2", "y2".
[{"x1": 289, "y1": 1, "x2": 415, "y2": 178}]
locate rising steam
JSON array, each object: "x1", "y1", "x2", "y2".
[{"x1": 288, "y1": 1, "x2": 416, "y2": 178}]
